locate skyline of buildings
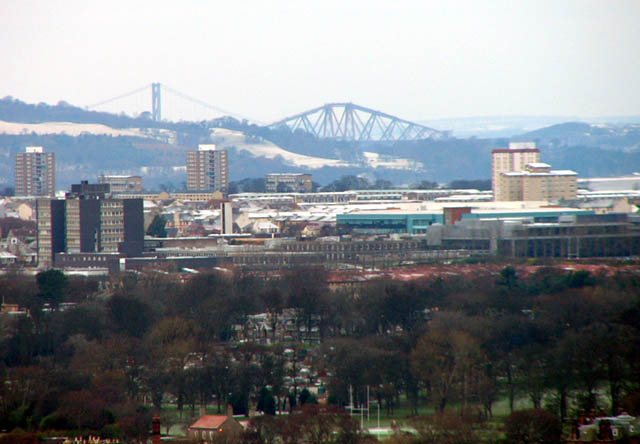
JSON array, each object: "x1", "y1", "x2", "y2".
[{"x1": 5, "y1": 140, "x2": 639, "y2": 270}]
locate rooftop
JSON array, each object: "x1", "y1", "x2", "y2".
[
  {"x1": 267, "y1": 173, "x2": 311, "y2": 177},
  {"x1": 502, "y1": 170, "x2": 577, "y2": 176},
  {"x1": 190, "y1": 415, "x2": 229, "y2": 429}
]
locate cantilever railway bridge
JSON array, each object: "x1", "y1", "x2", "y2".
[
  {"x1": 268, "y1": 102, "x2": 448, "y2": 142},
  {"x1": 88, "y1": 83, "x2": 447, "y2": 142}
]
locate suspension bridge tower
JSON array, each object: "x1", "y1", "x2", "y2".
[{"x1": 151, "y1": 82, "x2": 161, "y2": 121}]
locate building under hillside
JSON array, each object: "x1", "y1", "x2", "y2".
[
  {"x1": 14, "y1": 146, "x2": 55, "y2": 197},
  {"x1": 186, "y1": 144, "x2": 229, "y2": 194}
]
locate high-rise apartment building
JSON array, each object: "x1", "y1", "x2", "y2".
[
  {"x1": 491, "y1": 142, "x2": 541, "y2": 200},
  {"x1": 15, "y1": 146, "x2": 55, "y2": 197},
  {"x1": 186, "y1": 144, "x2": 228, "y2": 194},
  {"x1": 35, "y1": 198, "x2": 66, "y2": 268},
  {"x1": 35, "y1": 181, "x2": 143, "y2": 267}
]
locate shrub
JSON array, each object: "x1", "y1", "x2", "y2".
[{"x1": 504, "y1": 409, "x2": 561, "y2": 444}]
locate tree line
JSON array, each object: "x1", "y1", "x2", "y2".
[{"x1": 0, "y1": 264, "x2": 639, "y2": 442}]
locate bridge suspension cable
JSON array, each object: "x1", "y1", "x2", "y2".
[
  {"x1": 162, "y1": 84, "x2": 261, "y2": 124},
  {"x1": 86, "y1": 83, "x2": 261, "y2": 124},
  {"x1": 87, "y1": 84, "x2": 151, "y2": 109}
]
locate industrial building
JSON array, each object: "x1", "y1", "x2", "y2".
[
  {"x1": 129, "y1": 211, "x2": 639, "y2": 272},
  {"x1": 186, "y1": 144, "x2": 228, "y2": 194},
  {"x1": 14, "y1": 146, "x2": 55, "y2": 197},
  {"x1": 427, "y1": 213, "x2": 640, "y2": 259},
  {"x1": 578, "y1": 173, "x2": 640, "y2": 192},
  {"x1": 336, "y1": 202, "x2": 590, "y2": 235},
  {"x1": 265, "y1": 173, "x2": 313, "y2": 193},
  {"x1": 98, "y1": 174, "x2": 143, "y2": 193}
]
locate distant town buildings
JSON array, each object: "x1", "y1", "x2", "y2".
[
  {"x1": 36, "y1": 181, "x2": 143, "y2": 268},
  {"x1": 186, "y1": 144, "x2": 228, "y2": 194},
  {"x1": 14, "y1": 146, "x2": 55, "y2": 197},
  {"x1": 98, "y1": 174, "x2": 143, "y2": 193},
  {"x1": 266, "y1": 173, "x2": 313, "y2": 193},
  {"x1": 578, "y1": 173, "x2": 640, "y2": 192},
  {"x1": 492, "y1": 142, "x2": 577, "y2": 202},
  {"x1": 6, "y1": 136, "x2": 638, "y2": 273}
]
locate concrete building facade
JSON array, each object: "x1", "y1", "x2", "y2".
[
  {"x1": 98, "y1": 174, "x2": 143, "y2": 193},
  {"x1": 35, "y1": 198, "x2": 66, "y2": 268},
  {"x1": 266, "y1": 173, "x2": 313, "y2": 193},
  {"x1": 491, "y1": 142, "x2": 541, "y2": 200},
  {"x1": 35, "y1": 181, "x2": 144, "y2": 267},
  {"x1": 14, "y1": 146, "x2": 55, "y2": 197},
  {"x1": 186, "y1": 144, "x2": 228, "y2": 194},
  {"x1": 496, "y1": 163, "x2": 578, "y2": 201}
]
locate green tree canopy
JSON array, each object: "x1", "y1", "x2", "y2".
[{"x1": 36, "y1": 269, "x2": 68, "y2": 309}]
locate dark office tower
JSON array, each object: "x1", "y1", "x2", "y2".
[
  {"x1": 15, "y1": 146, "x2": 55, "y2": 197},
  {"x1": 35, "y1": 181, "x2": 144, "y2": 267},
  {"x1": 65, "y1": 181, "x2": 143, "y2": 255},
  {"x1": 120, "y1": 198, "x2": 144, "y2": 256},
  {"x1": 35, "y1": 198, "x2": 65, "y2": 268}
]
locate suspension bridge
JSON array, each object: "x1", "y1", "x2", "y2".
[
  {"x1": 87, "y1": 83, "x2": 448, "y2": 142},
  {"x1": 86, "y1": 82, "x2": 255, "y2": 124}
]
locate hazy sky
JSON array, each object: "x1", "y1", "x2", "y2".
[{"x1": 2, "y1": 0, "x2": 639, "y2": 122}]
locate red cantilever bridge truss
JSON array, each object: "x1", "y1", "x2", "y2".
[{"x1": 268, "y1": 102, "x2": 449, "y2": 142}]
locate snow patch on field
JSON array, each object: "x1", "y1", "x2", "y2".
[
  {"x1": 0, "y1": 120, "x2": 148, "y2": 137},
  {"x1": 211, "y1": 128, "x2": 354, "y2": 170}
]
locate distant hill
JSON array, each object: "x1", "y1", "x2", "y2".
[
  {"x1": 1, "y1": 96, "x2": 176, "y2": 130},
  {"x1": 515, "y1": 121, "x2": 640, "y2": 151},
  {"x1": 0, "y1": 97, "x2": 639, "y2": 190}
]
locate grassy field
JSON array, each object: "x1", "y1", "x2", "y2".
[{"x1": 156, "y1": 393, "x2": 547, "y2": 439}]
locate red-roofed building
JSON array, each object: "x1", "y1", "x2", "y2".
[{"x1": 188, "y1": 407, "x2": 243, "y2": 443}]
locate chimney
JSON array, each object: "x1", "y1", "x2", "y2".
[
  {"x1": 227, "y1": 404, "x2": 234, "y2": 418},
  {"x1": 152, "y1": 416, "x2": 161, "y2": 444}
]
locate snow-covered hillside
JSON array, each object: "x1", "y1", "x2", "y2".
[{"x1": 210, "y1": 128, "x2": 354, "y2": 169}]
